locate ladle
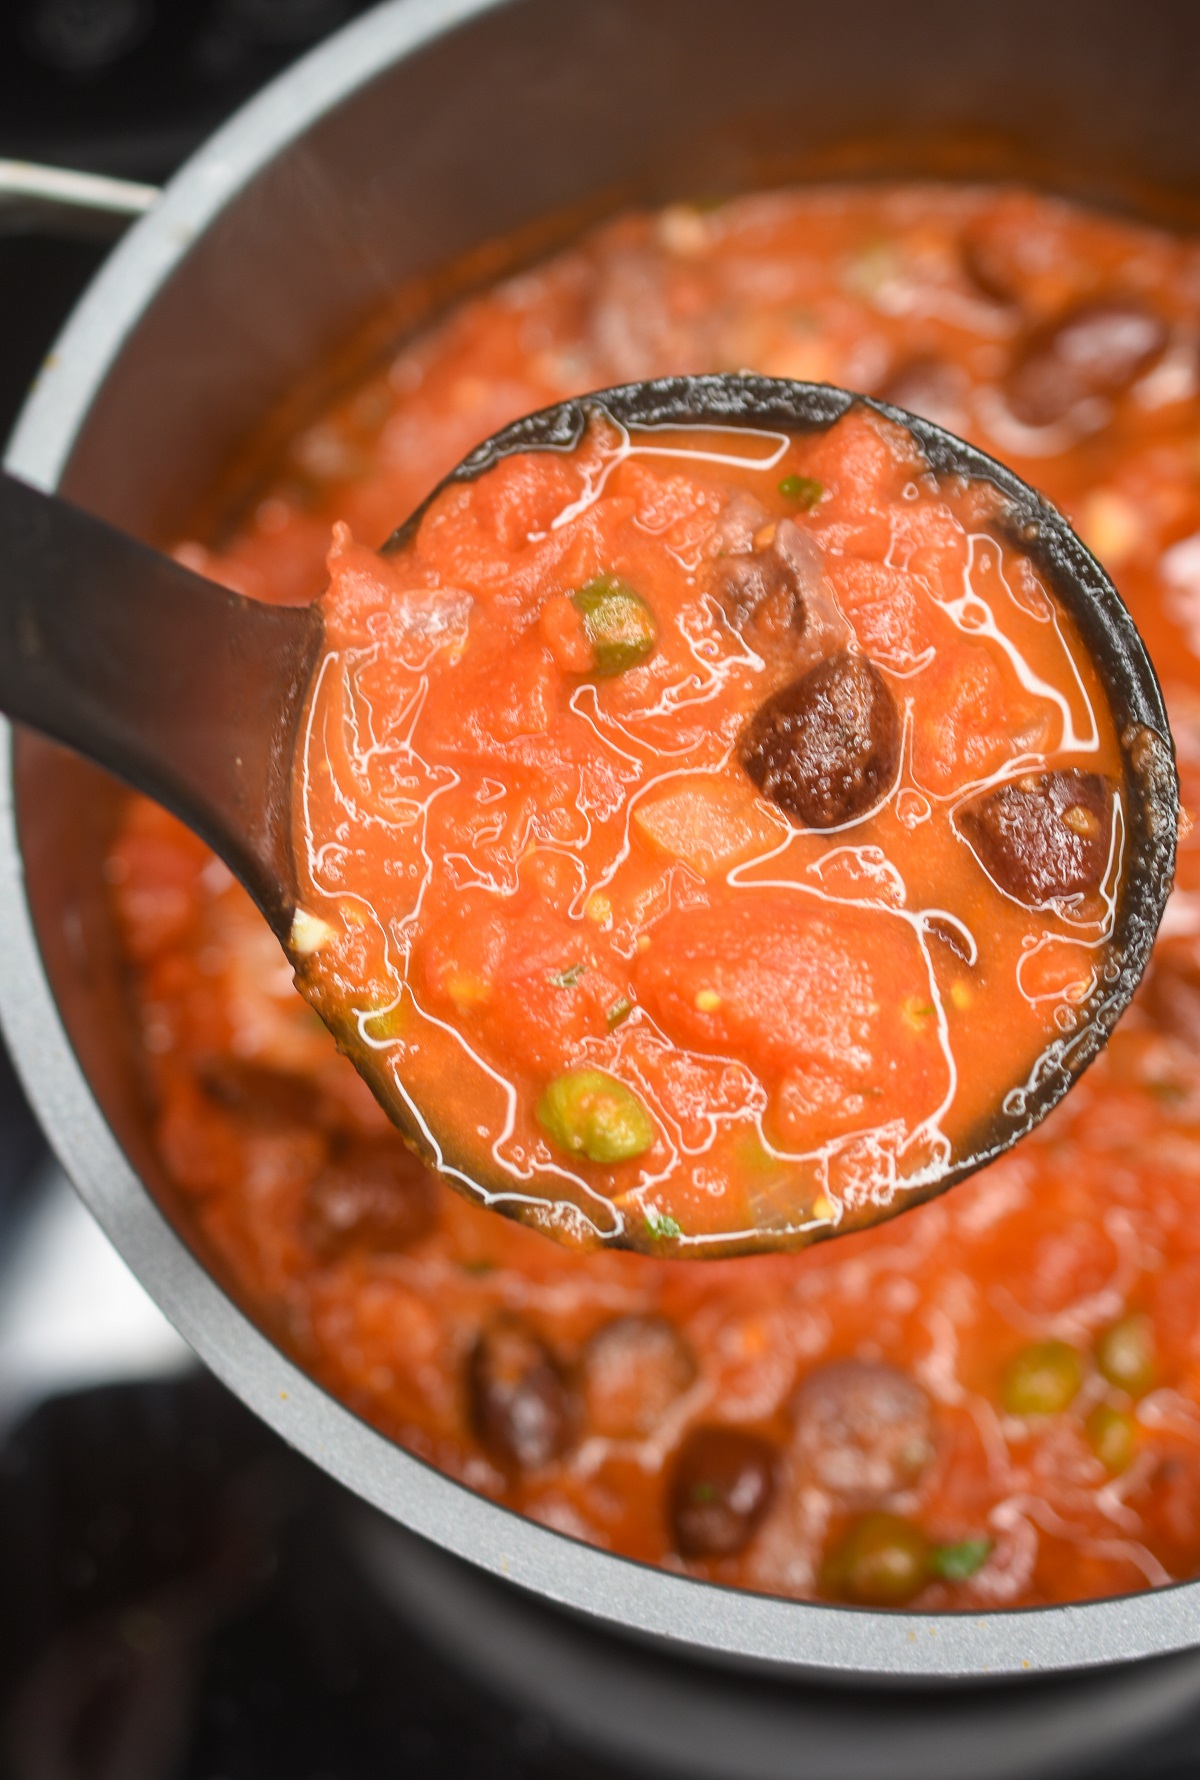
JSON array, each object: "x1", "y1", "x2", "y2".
[{"x1": 0, "y1": 375, "x2": 1178, "y2": 1253}]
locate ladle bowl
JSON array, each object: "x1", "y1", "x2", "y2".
[
  {"x1": 374, "y1": 375, "x2": 1178, "y2": 1216},
  {"x1": 0, "y1": 372, "x2": 1178, "y2": 1254}
]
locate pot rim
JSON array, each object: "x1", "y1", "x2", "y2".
[{"x1": 3, "y1": 0, "x2": 1197, "y2": 1682}]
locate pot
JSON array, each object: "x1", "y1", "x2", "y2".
[{"x1": 4, "y1": 0, "x2": 1200, "y2": 1745}]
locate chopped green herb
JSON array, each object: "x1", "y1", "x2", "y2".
[
  {"x1": 777, "y1": 473, "x2": 823, "y2": 508},
  {"x1": 929, "y1": 1538, "x2": 992, "y2": 1582},
  {"x1": 645, "y1": 1209, "x2": 683, "y2": 1240},
  {"x1": 690, "y1": 1481, "x2": 718, "y2": 1503},
  {"x1": 462, "y1": 1259, "x2": 496, "y2": 1275},
  {"x1": 914, "y1": 1004, "x2": 936, "y2": 1018},
  {"x1": 549, "y1": 962, "x2": 588, "y2": 989},
  {"x1": 606, "y1": 996, "x2": 633, "y2": 1029}
]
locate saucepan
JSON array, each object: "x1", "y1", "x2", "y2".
[{"x1": 5, "y1": 2, "x2": 1200, "y2": 1774}]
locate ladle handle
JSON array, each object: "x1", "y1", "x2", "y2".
[{"x1": 0, "y1": 470, "x2": 321, "y2": 937}]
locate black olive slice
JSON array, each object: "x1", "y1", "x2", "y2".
[
  {"x1": 468, "y1": 1314, "x2": 575, "y2": 1470},
  {"x1": 957, "y1": 770, "x2": 1113, "y2": 904},
  {"x1": 710, "y1": 517, "x2": 815, "y2": 636},
  {"x1": 1005, "y1": 297, "x2": 1167, "y2": 428},
  {"x1": 739, "y1": 649, "x2": 900, "y2": 828},
  {"x1": 668, "y1": 1425, "x2": 778, "y2": 1557}
]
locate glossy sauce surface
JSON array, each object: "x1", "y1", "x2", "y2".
[
  {"x1": 110, "y1": 184, "x2": 1200, "y2": 1608},
  {"x1": 292, "y1": 405, "x2": 1124, "y2": 1252}
]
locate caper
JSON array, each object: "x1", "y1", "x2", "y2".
[
  {"x1": 1001, "y1": 1340, "x2": 1082, "y2": 1416},
  {"x1": 777, "y1": 473, "x2": 823, "y2": 508},
  {"x1": 536, "y1": 1068, "x2": 655, "y2": 1164},
  {"x1": 821, "y1": 1513, "x2": 930, "y2": 1606},
  {"x1": 1086, "y1": 1403, "x2": 1136, "y2": 1472},
  {"x1": 571, "y1": 575, "x2": 657, "y2": 676},
  {"x1": 1095, "y1": 1314, "x2": 1156, "y2": 1398}
]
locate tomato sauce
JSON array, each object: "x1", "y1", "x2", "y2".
[
  {"x1": 108, "y1": 183, "x2": 1200, "y2": 1608},
  {"x1": 290, "y1": 404, "x2": 1125, "y2": 1254}
]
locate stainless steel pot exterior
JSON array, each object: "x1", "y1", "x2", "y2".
[{"x1": 5, "y1": 0, "x2": 1200, "y2": 1682}]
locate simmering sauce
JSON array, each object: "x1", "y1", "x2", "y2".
[
  {"x1": 291, "y1": 404, "x2": 1125, "y2": 1252},
  {"x1": 109, "y1": 184, "x2": 1200, "y2": 1607}
]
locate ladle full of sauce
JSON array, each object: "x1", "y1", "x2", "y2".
[{"x1": 0, "y1": 376, "x2": 1178, "y2": 1255}]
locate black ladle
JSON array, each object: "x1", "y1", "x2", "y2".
[{"x1": 0, "y1": 376, "x2": 1179, "y2": 1252}]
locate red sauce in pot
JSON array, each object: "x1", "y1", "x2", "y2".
[
  {"x1": 109, "y1": 183, "x2": 1200, "y2": 1609},
  {"x1": 291, "y1": 404, "x2": 1124, "y2": 1252}
]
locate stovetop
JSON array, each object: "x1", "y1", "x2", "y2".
[
  {"x1": 0, "y1": 1179, "x2": 613, "y2": 1780},
  {"x1": 2, "y1": 6, "x2": 1200, "y2": 1776}
]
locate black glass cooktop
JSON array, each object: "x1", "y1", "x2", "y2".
[
  {"x1": 0, "y1": 1371, "x2": 619, "y2": 1780},
  {"x1": 2, "y1": 7, "x2": 1200, "y2": 1776}
]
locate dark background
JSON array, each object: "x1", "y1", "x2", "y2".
[
  {"x1": 0, "y1": 0, "x2": 376, "y2": 436},
  {"x1": 1, "y1": 0, "x2": 366, "y2": 177}
]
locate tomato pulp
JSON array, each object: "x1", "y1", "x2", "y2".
[
  {"x1": 109, "y1": 184, "x2": 1200, "y2": 1609},
  {"x1": 291, "y1": 404, "x2": 1125, "y2": 1253}
]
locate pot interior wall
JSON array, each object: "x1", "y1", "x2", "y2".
[
  {"x1": 11, "y1": 0, "x2": 1200, "y2": 1629},
  {"x1": 47, "y1": 0, "x2": 1200, "y2": 546}
]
